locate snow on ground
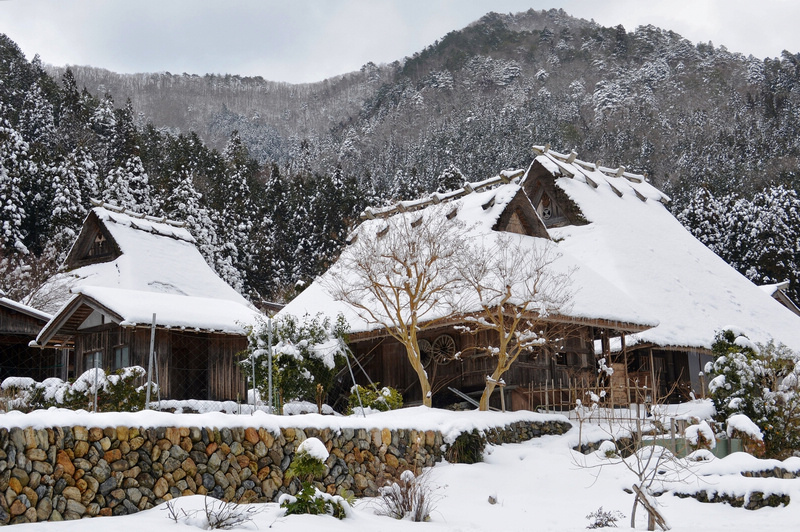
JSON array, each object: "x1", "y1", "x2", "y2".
[{"x1": 6, "y1": 404, "x2": 800, "y2": 531}]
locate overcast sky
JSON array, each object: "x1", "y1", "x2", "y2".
[{"x1": 1, "y1": 0, "x2": 799, "y2": 84}]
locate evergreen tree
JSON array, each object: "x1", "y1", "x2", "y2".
[
  {"x1": 47, "y1": 152, "x2": 88, "y2": 256},
  {"x1": 676, "y1": 187, "x2": 727, "y2": 258},
  {"x1": 214, "y1": 131, "x2": 257, "y2": 295},
  {"x1": 736, "y1": 186, "x2": 800, "y2": 302},
  {"x1": 19, "y1": 80, "x2": 56, "y2": 148},
  {"x1": 0, "y1": 111, "x2": 33, "y2": 254},
  {"x1": 102, "y1": 155, "x2": 153, "y2": 213},
  {"x1": 436, "y1": 164, "x2": 465, "y2": 193}
]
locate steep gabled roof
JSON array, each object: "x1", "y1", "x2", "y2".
[
  {"x1": 281, "y1": 171, "x2": 658, "y2": 337},
  {"x1": 527, "y1": 145, "x2": 800, "y2": 352},
  {"x1": 63, "y1": 203, "x2": 193, "y2": 271},
  {"x1": 35, "y1": 204, "x2": 259, "y2": 345},
  {"x1": 43, "y1": 205, "x2": 251, "y2": 314}
]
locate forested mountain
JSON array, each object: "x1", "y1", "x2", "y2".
[{"x1": 3, "y1": 8, "x2": 800, "y2": 306}]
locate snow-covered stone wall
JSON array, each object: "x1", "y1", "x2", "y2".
[{"x1": 0, "y1": 418, "x2": 570, "y2": 524}]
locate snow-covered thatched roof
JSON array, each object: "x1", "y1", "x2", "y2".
[
  {"x1": 35, "y1": 205, "x2": 260, "y2": 346},
  {"x1": 281, "y1": 169, "x2": 659, "y2": 337},
  {"x1": 528, "y1": 145, "x2": 800, "y2": 352},
  {"x1": 284, "y1": 146, "x2": 800, "y2": 354}
]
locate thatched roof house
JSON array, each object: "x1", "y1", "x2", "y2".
[
  {"x1": 32, "y1": 204, "x2": 261, "y2": 401},
  {"x1": 282, "y1": 146, "x2": 800, "y2": 408}
]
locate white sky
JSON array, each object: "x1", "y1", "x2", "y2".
[{"x1": 1, "y1": 0, "x2": 798, "y2": 84}]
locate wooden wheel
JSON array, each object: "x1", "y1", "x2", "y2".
[
  {"x1": 432, "y1": 334, "x2": 456, "y2": 365},
  {"x1": 419, "y1": 339, "x2": 433, "y2": 368}
]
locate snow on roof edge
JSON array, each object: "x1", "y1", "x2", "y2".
[{"x1": 0, "y1": 297, "x2": 52, "y2": 322}]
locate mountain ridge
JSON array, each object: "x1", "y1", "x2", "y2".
[{"x1": 48, "y1": 8, "x2": 800, "y2": 198}]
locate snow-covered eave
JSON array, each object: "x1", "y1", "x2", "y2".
[
  {"x1": 32, "y1": 290, "x2": 257, "y2": 349},
  {"x1": 33, "y1": 292, "x2": 118, "y2": 348},
  {"x1": 346, "y1": 310, "x2": 657, "y2": 343},
  {"x1": 115, "y1": 322, "x2": 249, "y2": 336},
  {"x1": 0, "y1": 297, "x2": 52, "y2": 323},
  {"x1": 598, "y1": 335, "x2": 715, "y2": 356}
]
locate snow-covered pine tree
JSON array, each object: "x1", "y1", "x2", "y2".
[
  {"x1": 676, "y1": 186, "x2": 727, "y2": 257},
  {"x1": 102, "y1": 155, "x2": 154, "y2": 213},
  {"x1": 19, "y1": 80, "x2": 56, "y2": 148},
  {"x1": 46, "y1": 152, "x2": 88, "y2": 257},
  {"x1": 739, "y1": 186, "x2": 800, "y2": 302},
  {"x1": 0, "y1": 111, "x2": 33, "y2": 254},
  {"x1": 436, "y1": 164, "x2": 465, "y2": 193}
]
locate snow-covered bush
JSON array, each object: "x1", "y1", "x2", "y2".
[
  {"x1": 280, "y1": 437, "x2": 349, "y2": 519},
  {"x1": 685, "y1": 449, "x2": 715, "y2": 462},
  {"x1": 585, "y1": 506, "x2": 625, "y2": 529},
  {"x1": 446, "y1": 429, "x2": 486, "y2": 464},
  {"x1": 0, "y1": 376, "x2": 38, "y2": 411},
  {"x1": 377, "y1": 469, "x2": 437, "y2": 522},
  {"x1": 726, "y1": 413, "x2": 766, "y2": 457},
  {"x1": 242, "y1": 313, "x2": 348, "y2": 412},
  {"x1": 347, "y1": 383, "x2": 403, "y2": 414},
  {"x1": 705, "y1": 330, "x2": 800, "y2": 458},
  {"x1": 684, "y1": 419, "x2": 715, "y2": 451},
  {"x1": 286, "y1": 437, "x2": 329, "y2": 483},
  {"x1": 0, "y1": 366, "x2": 147, "y2": 412},
  {"x1": 164, "y1": 496, "x2": 263, "y2": 528},
  {"x1": 596, "y1": 440, "x2": 618, "y2": 459}
]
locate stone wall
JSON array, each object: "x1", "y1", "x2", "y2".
[
  {"x1": 0, "y1": 418, "x2": 570, "y2": 524},
  {"x1": 673, "y1": 490, "x2": 791, "y2": 510}
]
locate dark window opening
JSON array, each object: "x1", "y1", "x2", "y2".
[{"x1": 89, "y1": 233, "x2": 109, "y2": 257}]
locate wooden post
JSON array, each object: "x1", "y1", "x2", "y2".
[
  {"x1": 145, "y1": 314, "x2": 156, "y2": 409},
  {"x1": 632, "y1": 484, "x2": 670, "y2": 531},
  {"x1": 669, "y1": 417, "x2": 676, "y2": 455},
  {"x1": 648, "y1": 348, "x2": 656, "y2": 404},
  {"x1": 60, "y1": 348, "x2": 69, "y2": 381},
  {"x1": 622, "y1": 334, "x2": 630, "y2": 405},
  {"x1": 544, "y1": 380, "x2": 549, "y2": 411}
]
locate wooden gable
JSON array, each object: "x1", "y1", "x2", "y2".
[
  {"x1": 64, "y1": 211, "x2": 121, "y2": 270},
  {"x1": 35, "y1": 293, "x2": 123, "y2": 348},
  {"x1": 492, "y1": 188, "x2": 551, "y2": 239},
  {"x1": 522, "y1": 160, "x2": 588, "y2": 228}
]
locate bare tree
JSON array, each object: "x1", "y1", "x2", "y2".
[
  {"x1": 572, "y1": 379, "x2": 697, "y2": 531},
  {"x1": 326, "y1": 205, "x2": 468, "y2": 407},
  {"x1": 457, "y1": 234, "x2": 574, "y2": 410},
  {"x1": 0, "y1": 247, "x2": 64, "y2": 311}
]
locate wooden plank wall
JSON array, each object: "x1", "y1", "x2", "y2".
[
  {"x1": 0, "y1": 307, "x2": 46, "y2": 336},
  {"x1": 74, "y1": 327, "x2": 247, "y2": 402}
]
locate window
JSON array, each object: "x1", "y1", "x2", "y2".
[
  {"x1": 84, "y1": 351, "x2": 102, "y2": 370},
  {"x1": 114, "y1": 345, "x2": 130, "y2": 370},
  {"x1": 89, "y1": 233, "x2": 109, "y2": 257}
]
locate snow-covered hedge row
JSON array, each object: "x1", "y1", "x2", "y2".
[{"x1": 0, "y1": 366, "x2": 148, "y2": 413}]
